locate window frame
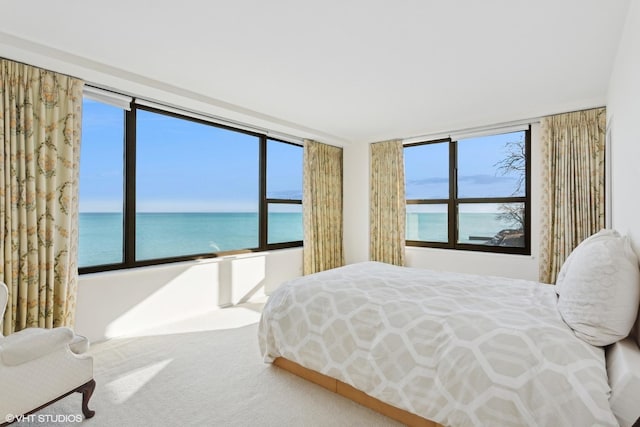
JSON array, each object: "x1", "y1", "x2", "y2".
[
  {"x1": 79, "y1": 101, "x2": 303, "y2": 274},
  {"x1": 263, "y1": 138, "x2": 304, "y2": 249},
  {"x1": 405, "y1": 128, "x2": 531, "y2": 255}
]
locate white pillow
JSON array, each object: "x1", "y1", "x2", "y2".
[
  {"x1": 557, "y1": 229, "x2": 640, "y2": 347},
  {"x1": 555, "y1": 229, "x2": 620, "y2": 295}
]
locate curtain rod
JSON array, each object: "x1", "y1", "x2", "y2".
[
  {"x1": 401, "y1": 118, "x2": 538, "y2": 144},
  {"x1": 400, "y1": 105, "x2": 605, "y2": 144},
  {"x1": 85, "y1": 84, "x2": 304, "y2": 145}
]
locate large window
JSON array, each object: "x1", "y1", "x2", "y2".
[
  {"x1": 79, "y1": 95, "x2": 303, "y2": 272},
  {"x1": 405, "y1": 129, "x2": 531, "y2": 254}
]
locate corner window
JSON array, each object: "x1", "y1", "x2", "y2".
[
  {"x1": 79, "y1": 94, "x2": 303, "y2": 272},
  {"x1": 405, "y1": 129, "x2": 531, "y2": 254}
]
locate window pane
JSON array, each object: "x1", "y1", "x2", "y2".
[
  {"x1": 135, "y1": 213, "x2": 259, "y2": 259},
  {"x1": 78, "y1": 99, "x2": 125, "y2": 267},
  {"x1": 267, "y1": 140, "x2": 302, "y2": 199},
  {"x1": 406, "y1": 204, "x2": 448, "y2": 243},
  {"x1": 458, "y1": 203, "x2": 525, "y2": 247},
  {"x1": 136, "y1": 110, "x2": 259, "y2": 260},
  {"x1": 268, "y1": 204, "x2": 303, "y2": 244},
  {"x1": 457, "y1": 131, "x2": 526, "y2": 198},
  {"x1": 405, "y1": 142, "x2": 449, "y2": 199}
]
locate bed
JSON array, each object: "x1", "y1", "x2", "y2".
[{"x1": 259, "y1": 258, "x2": 640, "y2": 426}]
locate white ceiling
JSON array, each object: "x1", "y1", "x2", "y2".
[{"x1": 0, "y1": 0, "x2": 631, "y2": 144}]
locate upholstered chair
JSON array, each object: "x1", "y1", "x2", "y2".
[{"x1": 0, "y1": 282, "x2": 95, "y2": 425}]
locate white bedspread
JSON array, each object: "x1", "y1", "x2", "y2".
[{"x1": 259, "y1": 262, "x2": 617, "y2": 427}]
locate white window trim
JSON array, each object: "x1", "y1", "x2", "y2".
[{"x1": 84, "y1": 86, "x2": 132, "y2": 111}]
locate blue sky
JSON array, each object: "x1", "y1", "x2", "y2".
[
  {"x1": 405, "y1": 131, "x2": 525, "y2": 213},
  {"x1": 79, "y1": 100, "x2": 123, "y2": 212},
  {"x1": 81, "y1": 99, "x2": 523, "y2": 214},
  {"x1": 80, "y1": 99, "x2": 303, "y2": 213}
]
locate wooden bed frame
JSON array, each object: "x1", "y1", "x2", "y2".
[{"x1": 273, "y1": 357, "x2": 442, "y2": 427}]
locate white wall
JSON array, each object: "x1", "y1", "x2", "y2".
[
  {"x1": 607, "y1": 0, "x2": 640, "y2": 255},
  {"x1": 76, "y1": 248, "x2": 302, "y2": 342},
  {"x1": 343, "y1": 143, "x2": 370, "y2": 264},
  {"x1": 344, "y1": 124, "x2": 542, "y2": 281}
]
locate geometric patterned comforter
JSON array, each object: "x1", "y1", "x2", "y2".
[{"x1": 259, "y1": 262, "x2": 618, "y2": 426}]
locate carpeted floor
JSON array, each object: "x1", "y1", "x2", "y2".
[{"x1": 21, "y1": 303, "x2": 401, "y2": 426}]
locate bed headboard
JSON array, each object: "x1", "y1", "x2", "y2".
[{"x1": 606, "y1": 337, "x2": 640, "y2": 427}]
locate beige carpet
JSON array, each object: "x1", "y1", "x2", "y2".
[{"x1": 21, "y1": 303, "x2": 402, "y2": 426}]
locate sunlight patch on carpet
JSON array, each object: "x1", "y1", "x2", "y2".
[{"x1": 105, "y1": 359, "x2": 172, "y2": 404}]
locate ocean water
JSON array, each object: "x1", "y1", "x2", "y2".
[
  {"x1": 80, "y1": 211, "x2": 520, "y2": 268},
  {"x1": 79, "y1": 212, "x2": 303, "y2": 268},
  {"x1": 406, "y1": 212, "x2": 521, "y2": 244}
]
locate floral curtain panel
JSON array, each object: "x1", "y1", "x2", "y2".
[
  {"x1": 370, "y1": 139, "x2": 405, "y2": 266},
  {"x1": 0, "y1": 58, "x2": 83, "y2": 334},
  {"x1": 539, "y1": 107, "x2": 606, "y2": 284},
  {"x1": 303, "y1": 140, "x2": 344, "y2": 275}
]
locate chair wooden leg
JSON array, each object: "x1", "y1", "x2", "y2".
[
  {"x1": 1, "y1": 379, "x2": 97, "y2": 426},
  {"x1": 77, "y1": 379, "x2": 96, "y2": 419}
]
